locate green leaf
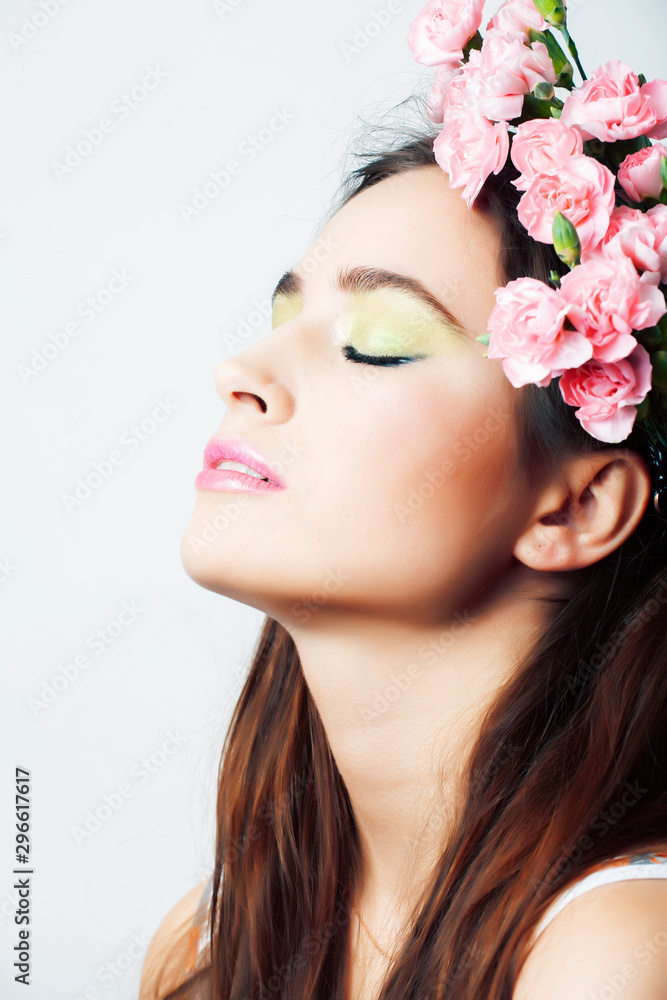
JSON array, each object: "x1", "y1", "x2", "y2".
[
  {"x1": 638, "y1": 326, "x2": 663, "y2": 349},
  {"x1": 635, "y1": 397, "x2": 651, "y2": 421},
  {"x1": 463, "y1": 30, "x2": 483, "y2": 56},
  {"x1": 651, "y1": 350, "x2": 667, "y2": 391},
  {"x1": 520, "y1": 94, "x2": 557, "y2": 120},
  {"x1": 476, "y1": 332, "x2": 491, "y2": 346},
  {"x1": 540, "y1": 29, "x2": 571, "y2": 78}
]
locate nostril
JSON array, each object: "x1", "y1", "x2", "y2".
[{"x1": 232, "y1": 391, "x2": 267, "y2": 413}]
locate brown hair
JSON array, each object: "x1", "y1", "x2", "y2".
[{"x1": 156, "y1": 109, "x2": 667, "y2": 1000}]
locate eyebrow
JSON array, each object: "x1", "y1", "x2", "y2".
[{"x1": 270, "y1": 265, "x2": 464, "y2": 329}]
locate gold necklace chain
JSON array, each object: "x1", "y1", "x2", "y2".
[{"x1": 351, "y1": 903, "x2": 394, "y2": 961}]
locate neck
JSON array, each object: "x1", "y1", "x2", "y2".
[{"x1": 275, "y1": 563, "x2": 560, "y2": 936}]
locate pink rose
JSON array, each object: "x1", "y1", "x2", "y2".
[
  {"x1": 560, "y1": 61, "x2": 667, "y2": 142},
  {"x1": 486, "y1": 0, "x2": 546, "y2": 41},
  {"x1": 517, "y1": 155, "x2": 616, "y2": 254},
  {"x1": 560, "y1": 256, "x2": 666, "y2": 363},
  {"x1": 584, "y1": 206, "x2": 666, "y2": 277},
  {"x1": 510, "y1": 119, "x2": 584, "y2": 192},
  {"x1": 487, "y1": 277, "x2": 592, "y2": 387},
  {"x1": 618, "y1": 143, "x2": 667, "y2": 202},
  {"x1": 478, "y1": 32, "x2": 557, "y2": 122},
  {"x1": 558, "y1": 344, "x2": 653, "y2": 443},
  {"x1": 408, "y1": 0, "x2": 485, "y2": 67},
  {"x1": 434, "y1": 109, "x2": 510, "y2": 208}
]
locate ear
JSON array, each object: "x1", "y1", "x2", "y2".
[{"x1": 513, "y1": 449, "x2": 652, "y2": 572}]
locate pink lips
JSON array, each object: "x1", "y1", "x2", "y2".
[{"x1": 194, "y1": 435, "x2": 286, "y2": 493}]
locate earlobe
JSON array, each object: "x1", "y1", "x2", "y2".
[{"x1": 513, "y1": 451, "x2": 652, "y2": 572}]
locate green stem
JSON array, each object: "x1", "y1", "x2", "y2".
[{"x1": 560, "y1": 27, "x2": 587, "y2": 81}]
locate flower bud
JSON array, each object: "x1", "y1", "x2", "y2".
[
  {"x1": 533, "y1": 81, "x2": 555, "y2": 101},
  {"x1": 533, "y1": 0, "x2": 566, "y2": 28},
  {"x1": 651, "y1": 351, "x2": 667, "y2": 391},
  {"x1": 552, "y1": 211, "x2": 581, "y2": 268},
  {"x1": 661, "y1": 155, "x2": 667, "y2": 197}
]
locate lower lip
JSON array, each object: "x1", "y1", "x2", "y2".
[{"x1": 194, "y1": 468, "x2": 284, "y2": 493}]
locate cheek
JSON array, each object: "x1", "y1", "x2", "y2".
[
  {"x1": 338, "y1": 360, "x2": 517, "y2": 511},
  {"x1": 303, "y1": 361, "x2": 521, "y2": 605}
]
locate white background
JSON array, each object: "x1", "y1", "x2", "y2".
[{"x1": 1, "y1": 0, "x2": 666, "y2": 997}]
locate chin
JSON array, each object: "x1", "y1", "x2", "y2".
[{"x1": 178, "y1": 516, "x2": 296, "y2": 623}]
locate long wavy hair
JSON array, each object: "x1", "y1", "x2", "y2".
[{"x1": 154, "y1": 102, "x2": 667, "y2": 1000}]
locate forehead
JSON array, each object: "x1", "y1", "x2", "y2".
[{"x1": 295, "y1": 165, "x2": 503, "y2": 334}]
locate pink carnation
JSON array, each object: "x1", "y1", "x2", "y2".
[
  {"x1": 559, "y1": 344, "x2": 653, "y2": 443},
  {"x1": 618, "y1": 143, "x2": 667, "y2": 202},
  {"x1": 478, "y1": 32, "x2": 557, "y2": 122},
  {"x1": 434, "y1": 109, "x2": 510, "y2": 207},
  {"x1": 426, "y1": 63, "x2": 464, "y2": 123},
  {"x1": 517, "y1": 154, "x2": 616, "y2": 254},
  {"x1": 583, "y1": 205, "x2": 667, "y2": 279},
  {"x1": 487, "y1": 277, "x2": 592, "y2": 387},
  {"x1": 560, "y1": 256, "x2": 666, "y2": 363},
  {"x1": 485, "y1": 0, "x2": 546, "y2": 40},
  {"x1": 560, "y1": 61, "x2": 667, "y2": 142},
  {"x1": 439, "y1": 49, "x2": 483, "y2": 115},
  {"x1": 408, "y1": 0, "x2": 485, "y2": 67},
  {"x1": 647, "y1": 204, "x2": 667, "y2": 283},
  {"x1": 510, "y1": 119, "x2": 584, "y2": 192}
]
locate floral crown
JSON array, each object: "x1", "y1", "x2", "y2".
[{"x1": 407, "y1": 0, "x2": 667, "y2": 514}]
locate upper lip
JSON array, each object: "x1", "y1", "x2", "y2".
[{"x1": 202, "y1": 435, "x2": 285, "y2": 487}]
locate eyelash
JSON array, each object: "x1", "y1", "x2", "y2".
[{"x1": 342, "y1": 344, "x2": 423, "y2": 367}]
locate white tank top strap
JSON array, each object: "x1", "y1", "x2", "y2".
[{"x1": 533, "y1": 853, "x2": 667, "y2": 943}]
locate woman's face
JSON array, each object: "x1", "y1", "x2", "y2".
[{"x1": 181, "y1": 164, "x2": 536, "y2": 626}]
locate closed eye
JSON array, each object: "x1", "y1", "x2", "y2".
[{"x1": 342, "y1": 344, "x2": 426, "y2": 367}]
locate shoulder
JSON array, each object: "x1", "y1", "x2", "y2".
[
  {"x1": 513, "y1": 878, "x2": 667, "y2": 1000},
  {"x1": 139, "y1": 877, "x2": 211, "y2": 1000}
]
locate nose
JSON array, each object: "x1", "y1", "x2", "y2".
[{"x1": 214, "y1": 335, "x2": 295, "y2": 425}]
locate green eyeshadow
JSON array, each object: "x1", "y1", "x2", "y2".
[
  {"x1": 272, "y1": 288, "x2": 466, "y2": 357},
  {"x1": 271, "y1": 295, "x2": 304, "y2": 328},
  {"x1": 333, "y1": 290, "x2": 467, "y2": 356}
]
